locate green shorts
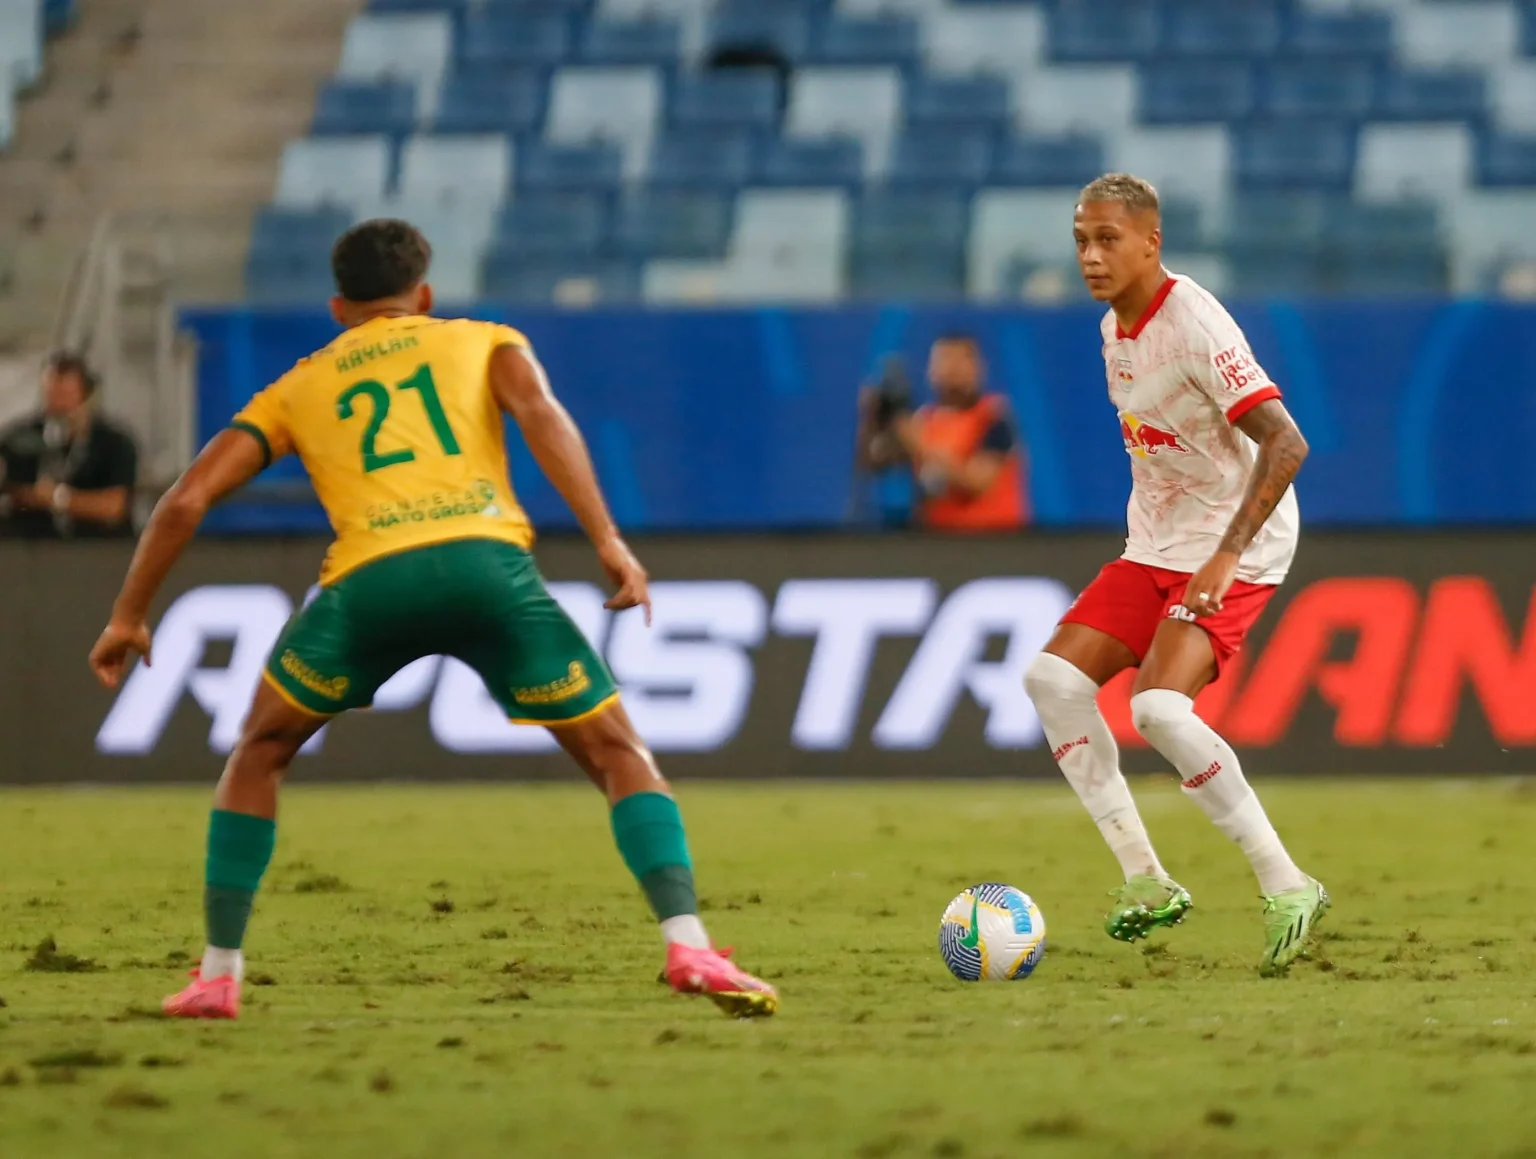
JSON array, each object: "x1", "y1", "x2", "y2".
[{"x1": 264, "y1": 538, "x2": 618, "y2": 724}]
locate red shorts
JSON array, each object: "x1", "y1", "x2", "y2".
[{"x1": 1060, "y1": 559, "x2": 1278, "y2": 677}]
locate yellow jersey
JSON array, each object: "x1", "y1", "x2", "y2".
[{"x1": 232, "y1": 315, "x2": 536, "y2": 585}]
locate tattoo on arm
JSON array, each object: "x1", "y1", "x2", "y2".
[{"x1": 1219, "y1": 399, "x2": 1309, "y2": 556}]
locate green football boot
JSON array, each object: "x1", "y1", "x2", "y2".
[
  {"x1": 1259, "y1": 877, "x2": 1330, "y2": 977},
  {"x1": 1104, "y1": 874, "x2": 1194, "y2": 943}
]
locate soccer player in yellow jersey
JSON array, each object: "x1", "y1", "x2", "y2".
[{"x1": 88, "y1": 220, "x2": 776, "y2": 1019}]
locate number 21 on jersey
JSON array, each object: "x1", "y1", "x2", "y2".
[{"x1": 336, "y1": 363, "x2": 461, "y2": 473}]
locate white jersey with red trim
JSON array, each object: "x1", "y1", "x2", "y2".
[{"x1": 1100, "y1": 273, "x2": 1299, "y2": 584}]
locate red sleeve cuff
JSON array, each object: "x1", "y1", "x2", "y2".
[{"x1": 1226, "y1": 386, "x2": 1282, "y2": 424}]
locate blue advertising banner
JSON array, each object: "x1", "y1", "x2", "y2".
[{"x1": 180, "y1": 301, "x2": 1536, "y2": 532}]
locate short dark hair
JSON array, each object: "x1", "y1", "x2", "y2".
[
  {"x1": 933, "y1": 331, "x2": 981, "y2": 352},
  {"x1": 47, "y1": 352, "x2": 98, "y2": 396},
  {"x1": 331, "y1": 219, "x2": 432, "y2": 303}
]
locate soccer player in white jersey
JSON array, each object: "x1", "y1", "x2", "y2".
[{"x1": 1023, "y1": 173, "x2": 1328, "y2": 975}]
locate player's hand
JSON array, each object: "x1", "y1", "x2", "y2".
[
  {"x1": 597, "y1": 537, "x2": 652, "y2": 625},
  {"x1": 1184, "y1": 551, "x2": 1239, "y2": 618},
  {"x1": 89, "y1": 617, "x2": 153, "y2": 688}
]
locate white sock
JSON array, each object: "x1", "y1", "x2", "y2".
[
  {"x1": 1129, "y1": 689, "x2": 1308, "y2": 895},
  {"x1": 1024, "y1": 652, "x2": 1167, "y2": 880},
  {"x1": 200, "y1": 945, "x2": 244, "y2": 983},
  {"x1": 659, "y1": 914, "x2": 710, "y2": 950}
]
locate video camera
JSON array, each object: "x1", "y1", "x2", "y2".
[{"x1": 863, "y1": 355, "x2": 912, "y2": 430}]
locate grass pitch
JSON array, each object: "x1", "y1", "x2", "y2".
[{"x1": 1, "y1": 779, "x2": 1534, "y2": 1159}]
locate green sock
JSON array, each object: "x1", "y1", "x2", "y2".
[
  {"x1": 204, "y1": 809, "x2": 276, "y2": 950},
  {"x1": 610, "y1": 792, "x2": 697, "y2": 921}
]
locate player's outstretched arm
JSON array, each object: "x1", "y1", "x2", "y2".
[
  {"x1": 489, "y1": 344, "x2": 651, "y2": 623},
  {"x1": 89, "y1": 429, "x2": 268, "y2": 687},
  {"x1": 1184, "y1": 399, "x2": 1308, "y2": 618}
]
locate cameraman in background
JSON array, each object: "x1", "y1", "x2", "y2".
[
  {"x1": 854, "y1": 333, "x2": 1029, "y2": 533},
  {"x1": 0, "y1": 353, "x2": 138, "y2": 539}
]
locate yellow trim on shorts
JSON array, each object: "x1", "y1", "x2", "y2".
[
  {"x1": 510, "y1": 692, "x2": 621, "y2": 728},
  {"x1": 261, "y1": 670, "x2": 339, "y2": 719}
]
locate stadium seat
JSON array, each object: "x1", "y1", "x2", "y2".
[
  {"x1": 812, "y1": 17, "x2": 922, "y2": 69},
  {"x1": 1161, "y1": 3, "x2": 1282, "y2": 59},
  {"x1": 354, "y1": 200, "x2": 498, "y2": 300},
  {"x1": 706, "y1": 7, "x2": 811, "y2": 63},
  {"x1": 967, "y1": 188, "x2": 1080, "y2": 298},
  {"x1": 1524, "y1": 2, "x2": 1536, "y2": 58},
  {"x1": 1014, "y1": 65, "x2": 1138, "y2": 137},
  {"x1": 1234, "y1": 122, "x2": 1356, "y2": 192},
  {"x1": 758, "y1": 137, "x2": 866, "y2": 187},
  {"x1": 1048, "y1": 1, "x2": 1158, "y2": 63},
  {"x1": 458, "y1": 12, "x2": 572, "y2": 67},
  {"x1": 245, "y1": 250, "x2": 338, "y2": 304},
  {"x1": 1261, "y1": 59, "x2": 1378, "y2": 120},
  {"x1": 1446, "y1": 190, "x2": 1536, "y2": 292},
  {"x1": 367, "y1": 0, "x2": 470, "y2": 13},
  {"x1": 1322, "y1": 198, "x2": 1440, "y2": 251},
  {"x1": 433, "y1": 67, "x2": 547, "y2": 135},
  {"x1": 886, "y1": 129, "x2": 992, "y2": 190},
  {"x1": 921, "y1": 6, "x2": 1046, "y2": 77},
  {"x1": 0, "y1": 82, "x2": 12, "y2": 150},
  {"x1": 786, "y1": 67, "x2": 900, "y2": 178},
  {"x1": 1377, "y1": 70, "x2": 1487, "y2": 123},
  {"x1": 250, "y1": 207, "x2": 355, "y2": 258},
  {"x1": 582, "y1": 18, "x2": 684, "y2": 66},
  {"x1": 612, "y1": 191, "x2": 734, "y2": 259},
  {"x1": 1223, "y1": 241, "x2": 1322, "y2": 297},
  {"x1": 311, "y1": 80, "x2": 418, "y2": 136},
  {"x1": 516, "y1": 141, "x2": 625, "y2": 194},
  {"x1": 337, "y1": 14, "x2": 452, "y2": 116},
  {"x1": 729, "y1": 188, "x2": 850, "y2": 302},
  {"x1": 493, "y1": 193, "x2": 609, "y2": 258},
  {"x1": 1356, "y1": 124, "x2": 1473, "y2": 202},
  {"x1": 546, "y1": 67, "x2": 663, "y2": 179},
  {"x1": 45, "y1": 0, "x2": 76, "y2": 36},
  {"x1": 904, "y1": 75, "x2": 1011, "y2": 132},
  {"x1": 275, "y1": 137, "x2": 392, "y2": 209},
  {"x1": 1225, "y1": 192, "x2": 1327, "y2": 250},
  {"x1": 396, "y1": 135, "x2": 512, "y2": 206},
  {"x1": 669, "y1": 70, "x2": 781, "y2": 131},
  {"x1": 0, "y1": 0, "x2": 42, "y2": 89},
  {"x1": 480, "y1": 0, "x2": 594, "y2": 16},
  {"x1": 1490, "y1": 62, "x2": 1536, "y2": 134},
  {"x1": 852, "y1": 190, "x2": 970, "y2": 255},
  {"x1": 646, "y1": 130, "x2": 757, "y2": 189},
  {"x1": 1393, "y1": 2, "x2": 1520, "y2": 70},
  {"x1": 1106, "y1": 126, "x2": 1231, "y2": 216},
  {"x1": 481, "y1": 257, "x2": 642, "y2": 303},
  {"x1": 1477, "y1": 131, "x2": 1536, "y2": 187},
  {"x1": 1283, "y1": 10, "x2": 1393, "y2": 58},
  {"x1": 1139, "y1": 63, "x2": 1254, "y2": 125},
  {"x1": 1318, "y1": 201, "x2": 1449, "y2": 295},
  {"x1": 1158, "y1": 199, "x2": 1205, "y2": 253},
  {"x1": 849, "y1": 250, "x2": 965, "y2": 299},
  {"x1": 991, "y1": 135, "x2": 1104, "y2": 188}
]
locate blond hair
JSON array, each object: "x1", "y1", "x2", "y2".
[{"x1": 1078, "y1": 173, "x2": 1161, "y2": 218}]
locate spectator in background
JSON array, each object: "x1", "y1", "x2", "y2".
[
  {"x1": 856, "y1": 333, "x2": 1029, "y2": 533},
  {"x1": 0, "y1": 353, "x2": 138, "y2": 538}
]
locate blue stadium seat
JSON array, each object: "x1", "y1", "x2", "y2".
[
  {"x1": 1223, "y1": 242, "x2": 1322, "y2": 297},
  {"x1": 613, "y1": 191, "x2": 734, "y2": 259},
  {"x1": 1162, "y1": 3, "x2": 1282, "y2": 58},
  {"x1": 1321, "y1": 198, "x2": 1439, "y2": 248},
  {"x1": 481, "y1": 257, "x2": 641, "y2": 303},
  {"x1": 45, "y1": 0, "x2": 76, "y2": 36},
  {"x1": 758, "y1": 137, "x2": 865, "y2": 187},
  {"x1": 1225, "y1": 192, "x2": 1326, "y2": 248},
  {"x1": 434, "y1": 67, "x2": 547, "y2": 135},
  {"x1": 1284, "y1": 11, "x2": 1393, "y2": 57},
  {"x1": 849, "y1": 250, "x2": 966, "y2": 300},
  {"x1": 1318, "y1": 201, "x2": 1447, "y2": 293},
  {"x1": 706, "y1": 8, "x2": 811, "y2": 63},
  {"x1": 852, "y1": 191, "x2": 971, "y2": 255},
  {"x1": 1326, "y1": 249, "x2": 1446, "y2": 295},
  {"x1": 1139, "y1": 63, "x2": 1254, "y2": 124},
  {"x1": 887, "y1": 129, "x2": 993, "y2": 189},
  {"x1": 812, "y1": 17, "x2": 922, "y2": 69},
  {"x1": 480, "y1": 0, "x2": 593, "y2": 16},
  {"x1": 311, "y1": 81, "x2": 417, "y2": 136},
  {"x1": 1234, "y1": 121, "x2": 1356, "y2": 191},
  {"x1": 1261, "y1": 59, "x2": 1378, "y2": 120},
  {"x1": 647, "y1": 130, "x2": 757, "y2": 189},
  {"x1": 245, "y1": 250, "x2": 338, "y2": 304},
  {"x1": 1377, "y1": 70, "x2": 1486, "y2": 122},
  {"x1": 516, "y1": 141, "x2": 624, "y2": 194},
  {"x1": 582, "y1": 18, "x2": 683, "y2": 66},
  {"x1": 250, "y1": 207, "x2": 354, "y2": 257},
  {"x1": 904, "y1": 75, "x2": 1011, "y2": 132},
  {"x1": 991, "y1": 135, "x2": 1104, "y2": 188},
  {"x1": 368, "y1": 0, "x2": 469, "y2": 13},
  {"x1": 1158, "y1": 199, "x2": 1204, "y2": 252},
  {"x1": 670, "y1": 71, "x2": 781, "y2": 131},
  {"x1": 459, "y1": 13, "x2": 572, "y2": 67},
  {"x1": 493, "y1": 193, "x2": 609, "y2": 257},
  {"x1": 1477, "y1": 131, "x2": 1536, "y2": 186},
  {"x1": 1049, "y1": 1, "x2": 1158, "y2": 63},
  {"x1": 1524, "y1": 2, "x2": 1536, "y2": 56}
]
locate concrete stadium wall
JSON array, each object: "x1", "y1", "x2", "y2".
[{"x1": 1, "y1": 532, "x2": 1532, "y2": 783}]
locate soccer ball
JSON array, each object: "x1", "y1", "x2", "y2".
[{"x1": 938, "y1": 883, "x2": 1047, "y2": 981}]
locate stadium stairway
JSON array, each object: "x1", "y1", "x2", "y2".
[{"x1": 0, "y1": 0, "x2": 361, "y2": 350}]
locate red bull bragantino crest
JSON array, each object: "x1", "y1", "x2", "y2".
[{"x1": 1119, "y1": 412, "x2": 1189, "y2": 457}]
